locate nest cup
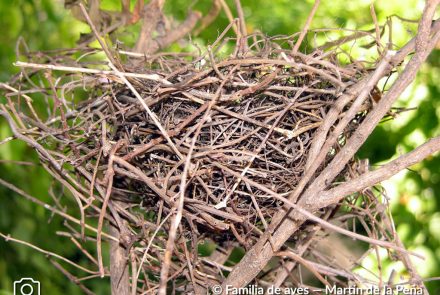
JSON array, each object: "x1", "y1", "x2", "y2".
[
  {"x1": 88, "y1": 48, "x2": 368, "y2": 243},
  {"x1": 7, "y1": 35, "x2": 378, "y2": 288}
]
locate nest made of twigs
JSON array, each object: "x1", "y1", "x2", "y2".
[{"x1": 4, "y1": 35, "x2": 382, "y2": 290}]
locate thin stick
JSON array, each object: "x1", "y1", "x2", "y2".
[
  {"x1": 135, "y1": 211, "x2": 173, "y2": 288},
  {"x1": 214, "y1": 87, "x2": 305, "y2": 209},
  {"x1": 222, "y1": 2, "x2": 440, "y2": 287},
  {"x1": 0, "y1": 82, "x2": 40, "y2": 122},
  {"x1": 79, "y1": 3, "x2": 119, "y2": 68},
  {"x1": 108, "y1": 62, "x2": 183, "y2": 160},
  {"x1": 86, "y1": 149, "x2": 102, "y2": 209},
  {"x1": 290, "y1": 50, "x2": 395, "y2": 204},
  {"x1": 14, "y1": 61, "x2": 171, "y2": 85},
  {"x1": 158, "y1": 65, "x2": 237, "y2": 295},
  {"x1": 233, "y1": 0, "x2": 248, "y2": 53},
  {"x1": 218, "y1": 0, "x2": 239, "y2": 35},
  {"x1": 275, "y1": 251, "x2": 331, "y2": 288},
  {"x1": 292, "y1": 0, "x2": 320, "y2": 53},
  {"x1": 370, "y1": 3, "x2": 383, "y2": 52},
  {"x1": 0, "y1": 232, "x2": 98, "y2": 274},
  {"x1": 50, "y1": 260, "x2": 95, "y2": 295},
  {"x1": 0, "y1": 177, "x2": 117, "y2": 242},
  {"x1": 97, "y1": 141, "x2": 126, "y2": 277},
  {"x1": 213, "y1": 162, "x2": 421, "y2": 258}
]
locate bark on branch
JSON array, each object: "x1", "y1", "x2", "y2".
[
  {"x1": 315, "y1": 136, "x2": 440, "y2": 208},
  {"x1": 109, "y1": 222, "x2": 130, "y2": 295},
  {"x1": 221, "y1": 1, "x2": 440, "y2": 289}
]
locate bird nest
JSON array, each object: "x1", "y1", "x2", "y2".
[
  {"x1": 3, "y1": 33, "x2": 399, "y2": 292},
  {"x1": 11, "y1": 44, "x2": 371, "y2": 236}
]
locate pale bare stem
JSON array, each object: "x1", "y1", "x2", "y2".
[
  {"x1": 0, "y1": 82, "x2": 40, "y2": 122},
  {"x1": 121, "y1": 0, "x2": 130, "y2": 15},
  {"x1": 218, "y1": 0, "x2": 240, "y2": 35},
  {"x1": 370, "y1": 3, "x2": 383, "y2": 52},
  {"x1": 272, "y1": 209, "x2": 335, "y2": 287},
  {"x1": 135, "y1": 212, "x2": 173, "y2": 286},
  {"x1": 42, "y1": 163, "x2": 87, "y2": 243},
  {"x1": 309, "y1": 4, "x2": 440, "y2": 197},
  {"x1": 214, "y1": 87, "x2": 306, "y2": 209},
  {"x1": 291, "y1": 51, "x2": 395, "y2": 206},
  {"x1": 305, "y1": 18, "x2": 440, "y2": 172},
  {"x1": 107, "y1": 62, "x2": 183, "y2": 159},
  {"x1": 97, "y1": 140, "x2": 126, "y2": 277},
  {"x1": 0, "y1": 136, "x2": 14, "y2": 146},
  {"x1": 0, "y1": 108, "x2": 62, "y2": 171},
  {"x1": 14, "y1": 61, "x2": 172, "y2": 84},
  {"x1": 50, "y1": 260, "x2": 95, "y2": 295},
  {"x1": 212, "y1": 162, "x2": 421, "y2": 257}
]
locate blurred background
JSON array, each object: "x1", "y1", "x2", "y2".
[{"x1": 0, "y1": 0, "x2": 439, "y2": 294}]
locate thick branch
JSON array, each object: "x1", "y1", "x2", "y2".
[
  {"x1": 315, "y1": 136, "x2": 440, "y2": 208},
  {"x1": 221, "y1": 6, "x2": 440, "y2": 289},
  {"x1": 194, "y1": 0, "x2": 221, "y2": 35},
  {"x1": 305, "y1": 18, "x2": 440, "y2": 171},
  {"x1": 109, "y1": 223, "x2": 130, "y2": 295},
  {"x1": 150, "y1": 11, "x2": 202, "y2": 54},
  {"x1": 135, "y1": 0, "x2": 165, "y2": 53}
]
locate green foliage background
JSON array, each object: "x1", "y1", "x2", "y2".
[{"x1": 0, "y1": 0, "x2": 439, "y2": 294}]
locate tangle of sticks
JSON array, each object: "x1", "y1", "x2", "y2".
[{"x1": 1, "y1": 0, "x2": 440, "y2": 294}]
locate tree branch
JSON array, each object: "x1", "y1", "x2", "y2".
[
  {"x1": 149, "y1": 11, "x2": 202, "y2": 53},
  {"x1": 109, "y1": 223, "x2": 130, "y2": 295},
  {"x1": 135, "y1": 0, "x2": 165, "y2": 53},
  {"x1": 221, "y1": 2, "x2": 440, "y2": 288},
  {"x1": 194, "y1": 0, "x2": 221, "y2": 35},
  {"x1": 315, "y1": 136, "x2": 440, "y2": 208}
]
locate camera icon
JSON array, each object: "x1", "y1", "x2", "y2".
[{"x1": 13, "y1": 278, "x2": 40, "y2": 295}]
